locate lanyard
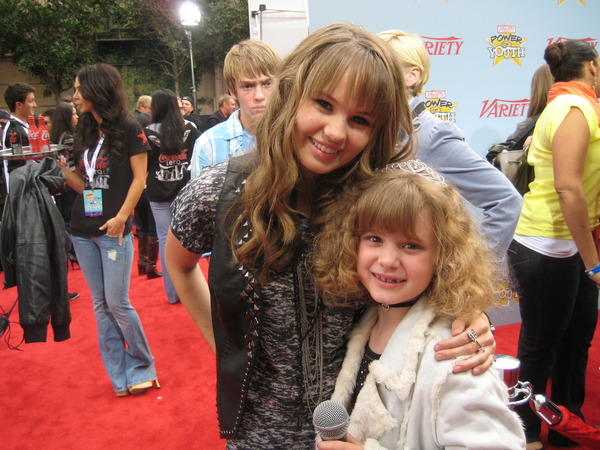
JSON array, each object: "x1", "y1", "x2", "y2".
[{"x1": 83, "y1": 135, "x2": 104, "y2": 187}]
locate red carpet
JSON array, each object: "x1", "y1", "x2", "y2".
[
  {"x1": 0, "y1": 255, "x2": 224, "y2": 450},
  {"x1": 1, "y1": 249, "x2": 598, "y2": 449},
  {"x1": 493, "y1": 310, "x2": 600, "y2": 450}
]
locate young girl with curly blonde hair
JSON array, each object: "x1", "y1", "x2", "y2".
[{"x1": 313, "y1": 162, "x2": 525, "y2": 449}]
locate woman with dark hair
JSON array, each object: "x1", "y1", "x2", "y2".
[
  {"x1": 50, "y1": 103, "x2": 78, "y2": 145},
  {"x1": 504, "y1": 63, "x2": 554, "y2": 145},
  {"x1": 51, "y1": 102, "x2": 80, "y2": 266},
  {"x1": 145, "y1": 88, "x2": 200, "y2": 304},
  {"x1": 57, "y1": 63, "x2": 158, "y2": 397},
  {"x1": 508, "y1": 40, "x2": 600, "y2": 449}
]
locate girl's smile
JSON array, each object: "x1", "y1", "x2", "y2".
[
  {"x1": 294, "y1": 73, "x2": 374, "y2": 180},
  {"x1": 357, "y1": 209, "x2": 436, "y2": 308}
]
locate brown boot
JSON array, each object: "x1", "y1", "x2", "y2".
[
  {"x1": 137, "y1": 231, "x2": 149, "y2": 276},
  {"x1": 146, "y1": 236, "x2": 162, "y2": 279}
]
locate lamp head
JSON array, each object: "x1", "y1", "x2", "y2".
[{"x1": 180, "y1": 1, "x2": 201, "y2": 27}]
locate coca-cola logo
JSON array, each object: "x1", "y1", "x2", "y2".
[
  {"x1": 158, "y1": 149, "x2": 188, "y2": 164},
  {"x1": 41, "y1": 130, "x2": 50, "y2": 140},
  {"x1": 95, "y1": 156, "x2": 109, "y2": 170}
]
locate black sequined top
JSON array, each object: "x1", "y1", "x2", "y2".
[{"x1": 349, "y1": 344, "x2": 381, "y2": 413}]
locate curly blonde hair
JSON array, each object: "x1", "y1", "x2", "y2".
[
  {"x1": 230, "y1": 23, "x2": 413, "y2": 282},
  {"x1": 312, "y1": 167, "x2": 500, "y2": 320}
]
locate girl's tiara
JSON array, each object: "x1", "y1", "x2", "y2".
[{"x1": 385, "y1": 159, "x2": 447, "y2": 186}]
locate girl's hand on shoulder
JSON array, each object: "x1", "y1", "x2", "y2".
[
  {"x1": 317, "y1": 433, "x2": 364, "y2": 450},
  {"x1": 434, "y1": 313, "x2": 496, "y2": 375},
  {"x1": 99, "y1": 216, "x2": 126, "y2": 246}
]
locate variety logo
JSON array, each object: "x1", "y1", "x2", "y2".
[
  {"x1": 421, "y1": 36, "x2": 464, "y2": 55},
  {"x1": 487, "y1": 24, "x2": 526, "y2": 66},
  {"x1": 424, "y1": 90, "x2": 457, "y2": 122},
  {"x1": 546, "y1": 37, "x2": 598, "y2": 48},
  {"x1": 480, "y1": 98, "x2": 529, "y2": 118}
]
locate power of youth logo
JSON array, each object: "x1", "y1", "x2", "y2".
[
  {"x1": 488, "y1": 25, "x2": 526, "y2": 66},
  {"x1": 425, "y1": 90, "x2": 456, "y2": 122}
]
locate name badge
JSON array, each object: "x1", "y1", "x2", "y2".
[{"x1": 83, "y1": 189, "x2": 103, "y2": 216}]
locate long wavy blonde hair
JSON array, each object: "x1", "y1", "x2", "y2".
[
  {"x1": 230, "y1": 23, "x2": 413, "y2": 281},
  {"x1": 312, "y1": 168, "x2": 499, "y2": 319}
]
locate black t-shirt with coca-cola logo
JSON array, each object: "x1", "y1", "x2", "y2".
[
  {"x1": 2, "y1": 118, "x2": 29, "y2": 172},
  {"x1": 70, "y1": 117, "x2": 149, "y2": 238},
  {"x1": 144, "y1": 122, "x2": 200, "y2": 203}
]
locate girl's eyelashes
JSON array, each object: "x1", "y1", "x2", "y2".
[
  {"x1": 361, "y1": 233, "x2": 423, "y2": 250},
  {"x1": 362, "y1": 234, "x2": 382, "y2": 243},
  {"x1": 313, "y1": 97, "x2": 372, "y2": 127},
  {"x1": 352, "y1": 115, "x2": 372, "y2": 127},
  {"x1": 314, "y1": 98, "x2": 332, "y2": 110}
]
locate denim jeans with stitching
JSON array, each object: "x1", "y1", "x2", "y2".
[
  {"x1": 71, "y1": 233, "x2": 156, "y2": 392},
  {"x1": 149, "y1": 201, "x2": 179, "y2": 304}
]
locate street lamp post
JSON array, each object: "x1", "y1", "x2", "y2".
[{"x1": 179, "y1": 1, "x2": 201, "y2": 111}]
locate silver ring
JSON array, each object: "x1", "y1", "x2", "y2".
[{"x1": 467, "y1": 328, "x2": 485, "y2": 353}]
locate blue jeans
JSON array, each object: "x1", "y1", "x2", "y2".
[
  {"x1": 149, "y1": 201, "x2": 179, "y2": 304},
  {"x1": 508, "y1": 239, "x2": 598, "y2": 442},
  {"x1": 71, "y1": 233, "x2": 156, "y2": 392},
  {"x1": 134, "y1": 189, "x2": 157, "y2": 237}
]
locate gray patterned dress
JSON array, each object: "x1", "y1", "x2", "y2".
[{"x1": 171, "y1": 161, "x2": 360, "y2": 449}]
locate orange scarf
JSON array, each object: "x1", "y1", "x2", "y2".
[{"x1": 547, "y1": 80, "x2": 600, "y2": 126}]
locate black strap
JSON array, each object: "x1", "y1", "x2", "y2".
[
  {"x1": 411, "y1": 101, "x2": 426, "y2": 119},
  {"x1": 510, "y1": 114, "x2": 541, "y2": 149}
]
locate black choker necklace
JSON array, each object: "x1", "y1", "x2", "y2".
[{"x1": 379, "y1": 296, "x2": 421, "y2": 311}]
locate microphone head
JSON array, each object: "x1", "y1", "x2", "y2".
[{"x1": 312, "y1": 400, "x2": 349, "y2": 441}]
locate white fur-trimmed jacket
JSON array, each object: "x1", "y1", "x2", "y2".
[{"x1": 329, "y1": 298, "x2": 525, "y2": 449}]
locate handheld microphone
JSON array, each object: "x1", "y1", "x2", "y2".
[{"x1": 312, "y1": 400, "x2": 349, "y2": 441}]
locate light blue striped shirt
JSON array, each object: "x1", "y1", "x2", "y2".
[{"x1": 190, "y1": 110, "x2": 255, "y2": 178}]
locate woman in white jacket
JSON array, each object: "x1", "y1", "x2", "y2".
[{"x1": 312, "y1": 162, "x2": 525, "y2": 449}]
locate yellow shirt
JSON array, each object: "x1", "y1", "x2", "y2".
[{"x1": 516, "y1": 95, "x2": 600, "y2": 238}]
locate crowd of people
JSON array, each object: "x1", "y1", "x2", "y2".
[{"x1": 1, "y1": 21, "x2": 599, "y2": 450}]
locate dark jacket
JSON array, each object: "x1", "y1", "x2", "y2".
[
  {"x1": 1, "y1": 157, "x2": 71, "y2": 342},
  {"x1": 205, "y1": 110, "x2": 227, "y2": 130},
  {"x1": 209, "y1": 156, "x2": 264, "y2": 438}
]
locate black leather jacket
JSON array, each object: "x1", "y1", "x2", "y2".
[
  {"x1": 1, "y1": 157, "x2": 71, "y2": 342},
  {"x1": 209, "y1": 156, "x2": 264, "y2": 438}
]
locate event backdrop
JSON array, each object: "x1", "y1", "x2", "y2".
[
  {"x1": 308, "y1": 0, "x2": 599, "y2": 157},
  {"x1": 249, "y1": 1, "x2": 600, "y2": 323},
  {"x1": 306, "y1": 0, "x2": 600, "y2": 323}
]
